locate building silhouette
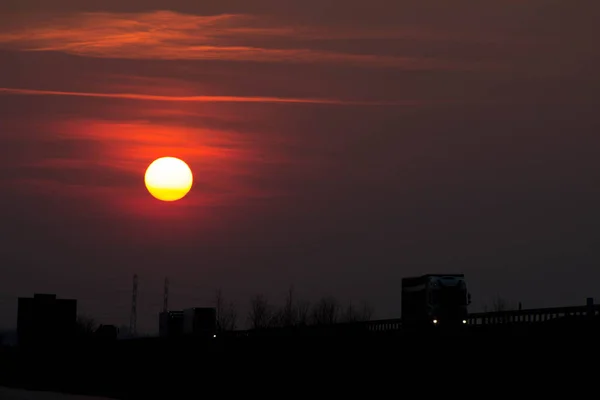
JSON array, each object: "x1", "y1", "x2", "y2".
[
  {"x1": 17, "y1": 293, "x2": 77, "y2": 348},
  {"x1": 159, "y1": 310, "x2": 184, "y2": 338},
  {"x1": 95, "y1": 324, "x2": 119, "y2": 341},
  {"x1": 183, "y1": 308, "x2": 217, "y2": 337},
  {"x1": 159, "y1": 307, "x2": 216, "y2": 338}
]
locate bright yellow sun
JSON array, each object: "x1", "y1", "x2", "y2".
[{"x1": 144, "y1": 157, "x2": 193, "y2": 202}]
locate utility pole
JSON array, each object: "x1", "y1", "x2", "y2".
[
  {"x1": 163, "y1": 277, "x2": 169, "y2": 313},
  {"x1": 130, "y1": 274, "x2": 138, "y2": 336}
]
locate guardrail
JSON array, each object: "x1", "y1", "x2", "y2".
[
  {"x1": 467, "y1": 302, "x2": 599, "y2": 326},
  {"x1": 352, "y1": 304, "x2": 600, "y2": 331},
  {"x1": 364, "y1": 318, "x2": 402, "y2": 332},
  {"x1": 222, "y1": 319, "x2": 404, "y2": 336}
]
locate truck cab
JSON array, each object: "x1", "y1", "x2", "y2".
[{"x1": 401, "y1": 274, "x2": 471, "y2": 329}]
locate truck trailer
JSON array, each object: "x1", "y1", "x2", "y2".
[{"x1": 401, "y1": 274, "x2": 471, "y2": 329}]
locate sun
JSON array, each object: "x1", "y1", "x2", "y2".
[{"x1": 144, "y1": 157, "x2": 193, "y2": 202}]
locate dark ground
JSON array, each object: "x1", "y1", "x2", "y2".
[{"x1": 0, "y1": 318, "x2": 596, "y2": 399}]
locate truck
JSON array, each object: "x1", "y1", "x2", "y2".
[{"x1": 401, "y1": 274, "x2": 471, "y2": 329}]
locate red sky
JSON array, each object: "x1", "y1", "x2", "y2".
[{"x1": 1, "y1": 0, "x2": 599, "y2": 332}]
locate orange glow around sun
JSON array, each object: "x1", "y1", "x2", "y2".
[{"x1": 144, "y1": 157, "x2": 193, "y2": 201}]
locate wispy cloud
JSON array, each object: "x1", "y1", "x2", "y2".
[
  {"x1": 0, "y1": 87, "x2": 420, "y2": 106},
  {"x1": 0, "y1": 10, "x2": 486, "y2": 70}
]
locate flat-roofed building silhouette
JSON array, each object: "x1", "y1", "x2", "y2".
[
  {"x1": 17, "y1": 293, "x2": 77, "y2": 348},
  {"x1": 183, "y1": 307, "x2": 216, "y2": 337},
  {"x1": 159, "y1": 310, "x2": 184, "y2": 338}
]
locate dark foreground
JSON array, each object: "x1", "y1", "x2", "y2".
[
  {"x1": 1, "y1": 317, "x2": 597, "y2": 399},
  {"x1": 0, "y1": 386, "x2": 115, "y2": 400}
]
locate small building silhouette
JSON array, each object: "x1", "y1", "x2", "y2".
[
  {"x1": 183, "y1": 307, "x2": 217, "y2": 337},
  {"x1": 17, "y1": 293, "x2": 77, "y2": 348},
  {"x1": 94, "y1": 324, "x2": 119, "y2": 341},
  {"x1": 159, "y1": 310, "x2": 184, "y2": 338}
]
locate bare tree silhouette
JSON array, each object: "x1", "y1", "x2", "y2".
[
  {"x1": 248, "y1": 294, "x2": 272, "y2": 329},
  {"x1": 215, "y1": 289, "x2": 238, "y2": 331},
  {"x1": 296, "y1": 300, "x2": 311, "y2": 326},
  {"x1": 270, "y1": 285, "x2": 303, "y2": 328},
  {"x1": 341, "y1": 300, "x2": 374, "y2": 323},
  {"x1": 76, "y1": 315, "x2": 97, "y2": 336},
  {"x1": 242, "y1": 289, "x2": 376, "y2": 330},
  {"x1": 311, "y1": 296, "x2": 339, "y2": 325},
  {"x1": 270, "y1": 308, "x2": 283, "y2": 328},
  {"x1": 359, "y1": 301, "x2": 374, "y2": 321},
  {"x1": 488, "y1": 295, "x2": 512, "y2": 312},
  {"x1": 281, "y1": 285, "x2": 296, "y2": 327}
]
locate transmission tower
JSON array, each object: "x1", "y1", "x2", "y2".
[
  {"x1": 163, "y1": 277, "x2": 169, "y2": 312},
  {"x1": 130, "y1": 273, "x2": 138, "y2": 336}
]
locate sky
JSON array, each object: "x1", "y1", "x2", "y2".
[{"x1": 1, "y1": 0, "x2": 599, "y2": 332}]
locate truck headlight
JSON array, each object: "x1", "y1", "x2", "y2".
[
  {"x1": 433, "y1": 319, "x2": 438, "y2": 324},
  {"x1": 462, "y1": 320, "x2": 467, "y2": 324}
]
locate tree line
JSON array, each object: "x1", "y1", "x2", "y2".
[
  {"x1": 215, "y1": 286, "x2": 374, "y2": 331},
  {"x1": 72, "y1": 286, "x2": 375, "y2": 336}
]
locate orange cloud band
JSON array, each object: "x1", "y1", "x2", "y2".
[
  {"x1": 0, "y1": 87, "x2": 420, "y2": 106},
  {"x1": 0, "y1": 11, "x2": 485, "y2": 70}
]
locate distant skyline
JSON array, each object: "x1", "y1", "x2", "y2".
[{"x1": 1, "y1": 0, "x2": 600, "y2": 333}]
